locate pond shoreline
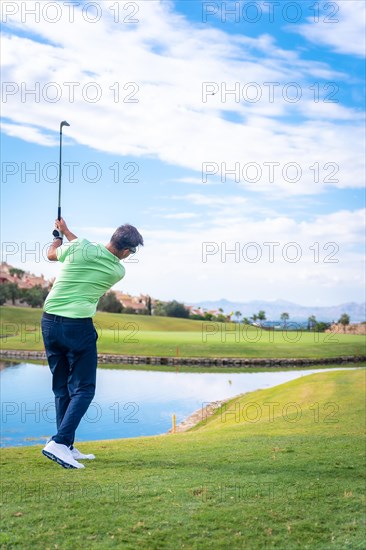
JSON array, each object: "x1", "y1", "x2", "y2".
[
  {"x1": 1, "y1": 349, "x2": 365, "y2": 367},
  {"x1": 167, "y1": 398, "x2": 231, "y2": 434}
]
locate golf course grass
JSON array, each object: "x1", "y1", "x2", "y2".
[
  {"x1": 1, "y1": 307, "x2": 365, "y2": 359},
  {"x1": 1, "y1": 368, "x2": 365, "y2": 549}
]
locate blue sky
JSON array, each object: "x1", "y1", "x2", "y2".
[{"x1": 1, "y1": 0, "x2": 365, "y2": 307}]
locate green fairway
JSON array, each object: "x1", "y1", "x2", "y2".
[
  {"x1": 1, "y1": 307, "x2": 365, "y2": 358},
  {"x1": 1, "y1": 369, "x2": 365, "y2": 549}
]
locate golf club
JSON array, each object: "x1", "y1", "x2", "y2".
[{"x1": 52, "y1": 121, "x2": 70, "y2": 239}]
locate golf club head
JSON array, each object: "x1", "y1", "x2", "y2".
[{"x1": 60, "y1": 121, "x2": 70, "y2": 132}]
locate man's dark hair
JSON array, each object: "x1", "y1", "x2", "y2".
[{"x1": 110, "y1": 224, "x2": 144, "y2": 251}]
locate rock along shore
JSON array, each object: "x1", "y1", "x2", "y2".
[{"x1": 0, "y1": 349, "x2": 365, "y2": 367}]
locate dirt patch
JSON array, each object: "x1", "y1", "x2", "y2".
[{"x1": 326, "y1": 323, "x2": 366, "y2": 335}]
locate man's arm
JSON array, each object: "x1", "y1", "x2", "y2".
[
  {"x1": 57, "y1": 217, "x2": 77, "y2": 242},
  {"x1": 47, "y1": 238, "x2": 63, "y2": 261},
  {"x1": 47, "y1": 218, "x2": 78, "y2": 262}
]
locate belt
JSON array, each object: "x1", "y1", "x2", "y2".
[{"x1": 42, "y1": 312, "x2": 92, "y2": 323}]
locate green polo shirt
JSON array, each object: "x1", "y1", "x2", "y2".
[{"x1": 44, "y1": 238, "x2": 125, "y2": 318}]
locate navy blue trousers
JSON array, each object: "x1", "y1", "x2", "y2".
[{"x1": 41, "y1": 312, "x2": 98, "y2": 448}]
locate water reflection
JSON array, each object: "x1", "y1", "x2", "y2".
[{"x1": 0, "y1": 361, "x2": 359, "y2": 447}]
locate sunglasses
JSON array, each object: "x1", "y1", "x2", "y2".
[{"x1": 128, "y1": 247, "x2": 136, "y2": 254}]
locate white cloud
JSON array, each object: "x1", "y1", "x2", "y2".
[
  {"x1": 162, "y1": 212, "x2": 198, "y2": 219},
  {"x1": 1, "y1": 0, "x2": 364, "y2": 195},
  {"x1": 1, "y1": 1, "x2": 364, "y2": 306},
  {"x1": 172, "y1": 177, "x2": 219, "y2": 186},
  {"x1": 292, "y1": 1, "x2": 366, "y2": 57},
  {"x1": 0, "y1": 122, "x2": 55, "y2": 146},
  {"x1": 18, "y1": 208, "x2": 364, "y2": 306},
  {"x1": 173, "y1": 194, "x2": 248, "y2": 207},
  {"x1": 128, "y1": 207, "x2": 365, "y2": 305}
]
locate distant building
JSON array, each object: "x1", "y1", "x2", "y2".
[
  {"x1": 0, "y1": 262, "x2": 15, "y2": 284},
  {"x1": 114, "y1": 291, "x2": 151, "y2": 314},
  {"x1": 0, "y1": 262, "x2": 50, "y2": 306},
  {"x1": 1, "y1": 262, "x2": 49, "y2": 289},
  {"x1": 187, "y1": 306, "x2": 203, "y2": 316},
  {"x1": 187, "y1": 305, "x2": 230, "y2": 319}
]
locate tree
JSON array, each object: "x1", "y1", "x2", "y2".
[
  {"x1": 97, "y1": 291, "x2": 123, "y2": 313},
  {"x1": 242, "y1": 317, "x2": 250, "y2": 325},
  {"x1": 0, "y1": 282, "x2": 20, "y2": 305},
  {"x1": 307, "y1": 315, "x2": 317, "y2": 331},
  {"x1": 216, "y1": 313, "x2": 227, "y2": 323},
  {"x1": 316, "y1": 322, "x2": 332, "y2": 332},
  {"x1": 0, "y1": 283, "x2": 9, "y2": 305},
  {"x1": 190, "y1": 312, "x2": 205, "y2": 321},
  {"x1": 204, "y1": 312, "x2": 214, "y2": 321},
  {"x1": 165, "y1": 300, "x2": 190, "y2": 319},
  {"x1": 146, "y1": 296, "x2": 152, "y2": 316},
  {"x1": 21, "y1": 285, "x2": 48, "y2": 308},
  {"x1": 280, "y1": 312, "x2": 289, "y2": 328},
  {"x1": 251, "y1": 313, "x2": 258, "y2": 323},
  {"x1": 234, "y1": 311, "x2": 242, "y2": 323},
  {"x1": 338, "y1": 313, "x2": 350, "y2": 333},
  {"x1": 153, "y1": 300, "x2": 167, "y2": 316},
  {"x1": 257, "y1": 310, "x2": 266, "y2": 324},
  {"x1": 124, "y1": 307, "x2": 138, "y2": 314},
  {"x1": 5, "y1": 282, "x2": 20, "y2": 305},
  {"x1": 9, "y1": 268, "x2": 25, "y2": 278}
]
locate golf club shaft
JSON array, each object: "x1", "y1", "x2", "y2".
[
  {"x1": 58, "y1": 126, "x2": 63, "y2": 219},
  {"x1": 52, "y1": 121, "x2": 70, "y2": 239}
]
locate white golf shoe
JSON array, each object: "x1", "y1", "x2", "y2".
[
  {"x1": 71, "y1": 447, "x2": 96, "y2": 460},
  {"x1": 42, "y1": 440, "x2": 85, "y2": 469}
]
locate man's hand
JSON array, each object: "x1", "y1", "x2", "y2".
[
  {"x1": 55, "y1": 218, "x2": 77, "y2": 241},
  {"x1": 48, "y1": 218, "x2": 78, "y2": 261}
]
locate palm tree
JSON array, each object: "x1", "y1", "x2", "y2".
[
  {"x1": 308, "y1": 315, "x2": 317, "y2": 331},
  {"x1": 280, "y1": 312, "x2": 289, "y2": 328},
  {"x1": 257, "y1": 310, "x2": 266, "y2": 325},
  {"x1": 338, "y1": 313, "x2": 350, "y2": 333},
  {"x1": 251, "y1": 313, "x2": 258, "y2": 324},
  {"x1": 235, "y1": 311, "x2": 242, "y2": 323}
]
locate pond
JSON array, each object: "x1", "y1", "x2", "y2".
[{"x1": 0, "y1": 361, "x2": 357, "y2": 447}]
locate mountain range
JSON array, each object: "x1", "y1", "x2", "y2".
[{"x1": 194, "y1": 299, "x2": 366, "y2": 323}]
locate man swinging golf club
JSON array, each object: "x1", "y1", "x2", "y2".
[
  {"x1": 41, "y1": 218, "x2": 143, "y2": 468},
  {"x1": 41, "y1": 121, "x2": 143, "y2": 468}
]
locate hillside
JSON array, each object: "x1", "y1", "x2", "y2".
[{"x1": 196, "y1": 298, "x2": 366, "y2": 323}]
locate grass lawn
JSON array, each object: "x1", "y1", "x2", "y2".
[
  {"x1": 1, "y1": 307, "x2": 365, "y2": 358},
  {"x1": 1, "y1": 369, "x2": 365, "y2": 549}
]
